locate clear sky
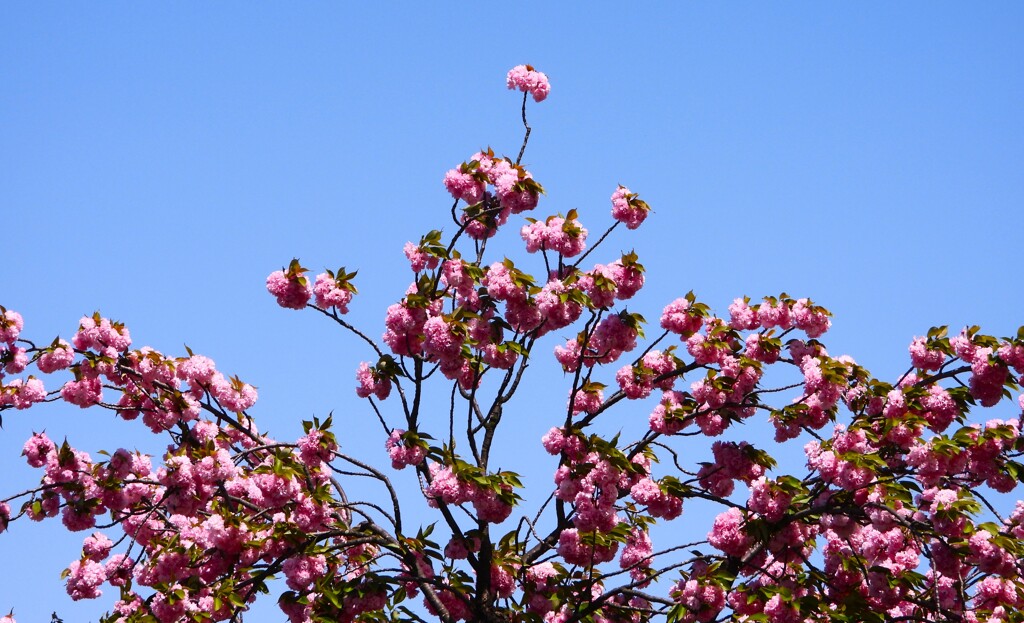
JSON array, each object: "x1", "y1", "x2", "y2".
[{"x1": 1, "y1": 3, "x2": 1022, "y2": 622}]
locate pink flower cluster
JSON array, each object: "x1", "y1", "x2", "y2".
[
  {"x1": 555, "y1": 312, "x2": 641, "y2": 372},
  {"x1": 1, "y1": 311, "x2": 357, "y2": 618},
  {"x1": 383, "y1": 299, "x2": 432, "y2": 358},
  {"x1": 296, "y1": 428, "x2": 338, "y2": 469},
  {"x1": 443, "y1": 534, "x2": 480, "y2": 560},
  {"x1": 534, "y1": 279, "x2": 583, "y2": 334},
  {"x1": 671, "y1": 562, "x2": 727, "y2": 623},
  {"x1": 614, "y1": 350, "x2": 677, "y2": 400},
  {"x1": 385, "y1": 429, "x2": 426, "y2": 469},
  {"x1": 619, "y1": 527, "x2": 654, "y2": 582},
  {"x1": 805, "y1": 430, "x2": 874, "y2": 493},
  {"x1": 443, "y1": 150, "x2": 543, "y2": 240},
  {"x1": 72, "y1": 314, "x2": 132, "y2": 354},
  {"x1": 540, "y1": 426, "x2": 585, "y2": 457},
  {"x1": 819, "y1": 520, "x2": 922, "y2": 610},
  {"x1": 727, "y1": 295, "x2": 832, "y2": 338},
  {"x1": 20, "y1": 432, "x2": 56, "y2": 467},
  {"x1": 707, "y1": 507, "x2": 752, "y2": 558},
  {"x1": 772, "y1": 349, "x2": 852, "y2": 441},
  {"x1": 267, "y1": 262, "x2": 312, "y2": 310},
  {"x1": 37, "y1": 338, "x2": 74, "y2": 373},
  {"x1": 443, "y1": 165, "x2": 485, "y2": 206},
  {"x1": 423, "y1": 463, "x2": 513, "y2": 524},
  {"x1": 909, "y1": 336, "x2": 946, "y2": 370},
  {"x1": 404, "y1": 241, "x2": 440, "y2": 273},
  {"x1": 270, "y1": 261, "x2": 357, "y2": 314},
  {"x1": 696, "y1": 441, "x2": 766, "y2": 497},
  {"x1": 66, "y1": 558, "x2": 107, "y2": 600},
  {"x1": 747, "y1": 477, "x2": 793, "y2": 523},
  {"x1": 652, "y1": 351, "x2": 762, "y2": 438},
  {"x1": 210, "y1": 375, "x2": 258, "y2": 413},
  {"x1": 361, "y1": 188, "x2": 662, "y2": 408},
  {"x1": 0, "y1": 502, "x2": 9, "y2": 535},
  {"x1": 312, "y1": 270, "x2": 355, "y2": 313},
  {"x1": 629, "y1": 477, "x2": 683, "y2": 520},
  {"x1": 355, "y1": 361, "x2": 392, "y2": 400},
  {"x1": 376, "y1": 267, "x2": 532, "y2": 390},
  {"x1": 576, "y1": 257, "x2": 645, "y2": 309},
  {"x1": 1, "y1": 376, "x2": 46, "y2": 410},
  {"x1": 0, "y1": 308, "x2": 20, "y2": 343},
  {"x1": 520, "y1": 214, "x2": 587, "y2": 257},
  {"x1": 949, "y1": 329, "x2": 1015, "y2": 407},
  {"x1": 557, "y1": 528, "x2": 618, "y2": 566},
  {"x1": 281, "y1": 554, "x2": 328, "y2": 590},
  {"x1": 4, "y1": 313, "x2": 253, "y2": 426},
  {"x1": 570, "y1": 383, "x2": 604, "y2": 416},
  {"x1": 610, "y1": 186, "x2": 650, "y2": 230},
  {"x1": 506, "y1": 64, "x2": 550, "y2": 102},
  {"x1": 661, "y1": 297, "x2": 706, "y2": 337},
  {"x1": 0, "y1": 310, "x2": 37, "y2": 402},
  {"x1": 523, "y1": 561, "x2": 560, "y2": 614},
  {"x1": 554, "y1": 450, "x2": 640, "y2": 533},
  {"x1": 743, "y1": 333, "x2": 781, "y2": 364},
  {"x1": 647, "y1": 390, "x2": 694, "y2": 435}
]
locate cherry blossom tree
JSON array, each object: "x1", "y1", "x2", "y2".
[{"x1": 3, "y1": 65, "x2": 1024, "y2": 623}]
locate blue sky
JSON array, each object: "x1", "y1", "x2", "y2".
[{"x1": 1, "y1": 3, "x2": 1022, "y2": 621}]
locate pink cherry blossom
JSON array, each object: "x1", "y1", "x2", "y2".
[
  {"x1": 444, "y1": 166, "x2": 486, "y2": 205},
  {"x1": 506, "y1": 64, "x2": 551, "y2": 102},
  {"x1": 404, "y1": 241, "x2": 440, "y2": 273},
  {"x1": 0, "y1": 309, "x2": 25, "y2": 344},
  {"x1": 36, "y1": 339, "x2": 74, "y2": 373},
  {"x1": 661, "y1": 297, "x2": 704, "y2": 337},
  {"x1": 210, "y1": 374, "x2": 258, "y2": 412},
  {"x1": 312, "y1": 272, "x2": 354, "y2": 312},
  {"x1": 385, "y1": 429, "x2": 426, "y2": 469},
  {"x1": 610, "y1": 185, "x2": 649, "y2": 229},
  {"x1": 707, "y1": 508, "x2": 752, "y2": 557},
  {"x1": 266, "y1": 265, "x2": 311, "y2": 310},
  {"x1": 65, "y1": 559, "x2": 106, "y2": 600},
  {"x1": 355, "y1": 361, "x2": 392, "y2": 400},
  {"x1": 909, "y1": 336, "x2": 945, "y2": 370},
  {"x1": 60, "y1": 377, "x2": 103, "y2": 407}
]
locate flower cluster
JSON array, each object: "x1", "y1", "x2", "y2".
[
  {"x1": 444, "y1": 148, "x2": 545, "y2": 240},
  {"x1": 520, "y1": 211, "x2": 588, "y2": 257},
  {"x1": 0, "y1": 309, "x2": 46, "y2": 410},
  {"x1": 423, "y1": 462, "x2": 515, "y2": 524},
  {"x1": 506, "y1": 64, "x2": 551, "y2": 102},
  {"x1": 610, "y1": 185, "x2": 650, "y2": 230},
  {"x1": 384, "y1": 429, "x2": 426, "y2": 469},
  {"x1": 268, "y1": 261, "x2": 357, "y2": 315}
]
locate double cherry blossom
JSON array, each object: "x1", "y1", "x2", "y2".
[{"x1": 2, "y1": 66, "x2": 1023, "y2": 623}]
